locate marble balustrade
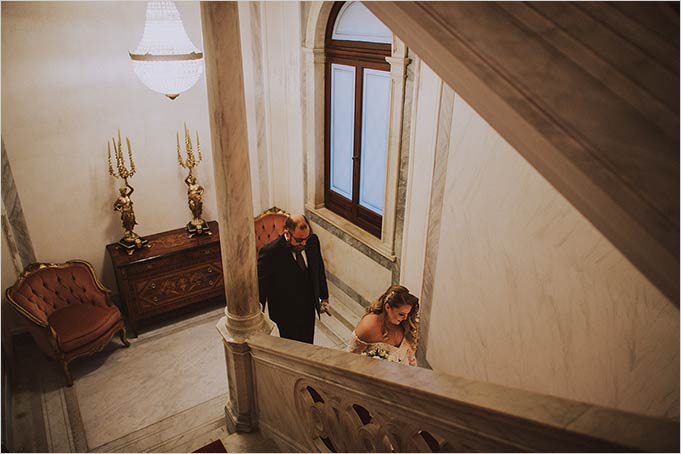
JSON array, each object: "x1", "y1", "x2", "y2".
[{"x1": 247, "y1": 333, "x2": 678, "y2": 453}]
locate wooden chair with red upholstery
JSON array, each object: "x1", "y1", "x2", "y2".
[
  {"x1": 5, "y1": 259, "x2": 129, "y2": 386},
  {"x1": 254, "y1": 206, "x2": 289, "y2": 255}
]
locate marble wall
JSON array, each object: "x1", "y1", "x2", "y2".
[
  {"x1": 261, "y1": 2, "x2": 305, "y2": 215},
  {"x1": 400, "y1": 62, "x2": 455, "y2": 365},
  {"x1": 1, "y1": 141, "x2": 36, "y2": 273},
  {"x1": 239, "y1": 0, "x2": 678, "y2": 420},
  {"x1": 1, "y1": 146, "x2": 30, "y2": 339},
  {"x1": 239, "y1": 1, "x2": 305, "y2": 216},
  {"x1": 1, "y1": 229, "x2": 24, "y2": 345},
  {"x1": 1, "y1": 2, "x2": 215, "y2": 295},
  {"x1": 239, "y1": 1, "x2": 398, "y2": 306},
  {"x1": 1, "y1": 234, "x2": 17, "y2": 300},
  {"x1": 422, "y1": 93, "x2": 679, "y2": 420},
  {"x1": 238, "y1": 2, "x2": 268, "y2": 215},
  {"x1": 313, "y1": 222, "x2": 392, "y2": 305},
  {"x1": 400, "y1": 62, "x2": 442, "y2": 298}
]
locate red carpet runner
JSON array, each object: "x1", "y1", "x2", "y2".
[{"x1": 193, "y1": 439, "x2": 227, "y2": 453}]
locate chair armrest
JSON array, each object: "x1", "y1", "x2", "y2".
[{"x1": 5, "y1": 294, "x2": 49, "y2": 327}]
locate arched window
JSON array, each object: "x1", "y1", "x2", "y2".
[{"x1": 324, "y1": 1, "x2": 392, "y2": 238}]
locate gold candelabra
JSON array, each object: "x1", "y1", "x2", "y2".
[
  {"x1": 177, "y1": 123, "x2": 210, "y2": 237},
  {"x1": 108, "y1": 130, "x2": 150, "y2": 255}
]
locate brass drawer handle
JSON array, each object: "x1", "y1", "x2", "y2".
[
  {"x1": 207, "y1": 266, "x2": 213, "y2": 273},
  {"x1": 150, "y1": 282, "x2": 156, "y2": 289},
  {"x1": 153, "y1": 296, "x2": 158, "y2": 302},
  {"x1": 208, "y1": 280, "x2": 214, "y2": 286}
]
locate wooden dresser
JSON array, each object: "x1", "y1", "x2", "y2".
[{"x1": 106, "y1": 221, "x2": 224, "y2": 335}]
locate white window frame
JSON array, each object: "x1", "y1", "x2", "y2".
[{"x1": 302, "y1": 2, "x2": 409, "y2": 260}]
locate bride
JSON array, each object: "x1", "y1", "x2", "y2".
[{"x1": 346, "y1": 285, "x2": 419, "y2": 366}]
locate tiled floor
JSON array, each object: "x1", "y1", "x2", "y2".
[{"x1": 7, "y1": 291, "x2": 357, "y2": 453}]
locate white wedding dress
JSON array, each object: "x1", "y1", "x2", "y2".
[{"x1": 346, "y1": 330, "x2": 416, "y2": 366}]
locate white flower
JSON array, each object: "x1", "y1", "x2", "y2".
[{"x1": 363, "y1": 348, "x2": 390, "y2": 360}]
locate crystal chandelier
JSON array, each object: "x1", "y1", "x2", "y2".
[{"x1": 129, "y1": 1, "x2": 204, "y2": 100}]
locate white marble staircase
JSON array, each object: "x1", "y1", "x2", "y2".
[{"x1": 316, "y1": 281, "x2": 366, "y2": 351}]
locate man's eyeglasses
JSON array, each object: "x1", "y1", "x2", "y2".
[{"x1": 289, "y1": 232, "x2": 311, "y2": 244}]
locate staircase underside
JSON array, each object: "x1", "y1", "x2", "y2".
[{"x1": 366, "y1": 2, "x2": 679, "y2": 304}]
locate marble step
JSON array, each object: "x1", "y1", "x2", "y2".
[
  {"x1": 327, "y1": 281, "x2": 365, "y2": 333},
  {"x1": 318, "y1": 282, "x2": 368, "y2": 349},
  {"x1": 327, "y1": 306, "x2": 356, "y2": 333},
  {"x1": 314, "y1": 316, "x2": 346, "y2": 350},
  {"x1": 318, "y1": 310, "x2": 353, "y2": 349},
  {"x1": 222, "y1": 430, "x2": 281, "y2": 453},
  {"x1": 329, "y1": 280, "x2": 367, "y2": 317}
]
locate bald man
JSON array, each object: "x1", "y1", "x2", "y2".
[{"x1": 257, "y1": 214, "x2": 329, "y2": 343}]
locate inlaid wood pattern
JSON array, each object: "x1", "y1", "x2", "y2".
[
  {"x1": 135, "y1": 261, "x2": 223, "y2": 312},
  {"x1": 106, "y1": 221, "x2": 224, "y2": 334}
]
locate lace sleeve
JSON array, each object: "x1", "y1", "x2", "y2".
[{"x1": 346, "y1": 332, "x2": 370, "y2": 355}]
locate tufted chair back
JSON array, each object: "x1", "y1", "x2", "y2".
[
  {"x1": 6, "y1": 259, "x2": 129, "y2": 386},
  {"x1": 8, "y1": 262, "x2": 110, "y2": 326},
  {"x1": 254, "y1": 207, "x2": 289, "y2": 254}
]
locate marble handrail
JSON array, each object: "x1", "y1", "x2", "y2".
[{"x1": 247, "y1": 333, "x2": 678, "y2": 452}]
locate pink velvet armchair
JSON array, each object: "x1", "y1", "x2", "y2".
[{"x1": 6, "y1": 260, "x2": 129, "y2": 386}]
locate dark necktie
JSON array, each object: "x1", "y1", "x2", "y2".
[{"x1": 294, "y1": 250, "x2": 307, "y2": 271}]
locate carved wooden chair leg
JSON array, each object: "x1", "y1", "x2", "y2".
[
  {"x1": 119, "y1": 327, "x2": 131, "y2": 347},
  {"x1": 62, "y1": 360, "x2": 74, "y2": 387}
]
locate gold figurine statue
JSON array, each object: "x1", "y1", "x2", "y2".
[
  {"x1": 113, "y1": 183, "x2": 136, "y2": 234},
  {"x1": 108, "y1": 130, "x2": 150, "y2": 255},
  {"x1": 177, "y1": 123, "x2": 211, "y2": 237}
]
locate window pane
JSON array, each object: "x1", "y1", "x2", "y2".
[
  {"x1": 359, "y1": 68, "x2": 390, "y2": 215},
  {"x1": 332, "y1": 2, "x2": 392, "y2": 44},
  {"x1": 330, "y1": 63, "x2": 356, "y2": 200}
]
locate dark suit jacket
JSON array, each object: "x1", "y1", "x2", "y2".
[{"x1": 257, "y1": 233, "x2": 329, "y2": 327}]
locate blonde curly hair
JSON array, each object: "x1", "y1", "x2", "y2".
[{"x1": 366, "y1": 285, "x2": 420, "y2": 347}]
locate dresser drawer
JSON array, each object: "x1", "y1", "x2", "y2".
[
  {"x1": 121, "y1": 243, "x2": 221, "y2": 278},
  {"x1": 106, "y1": 221, "x2": 224, "y2": 335},
  {"x1": 131, "y1": 260, "x2": 223, "y2": 316}
]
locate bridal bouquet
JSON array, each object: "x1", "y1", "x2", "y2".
[{"x1": 362, "y1": 348, "x2": 392, "y2": 361}]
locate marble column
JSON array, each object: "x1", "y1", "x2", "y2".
[{"x1": 200, "y1": 2, "x2": 274, "y2": 433}]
